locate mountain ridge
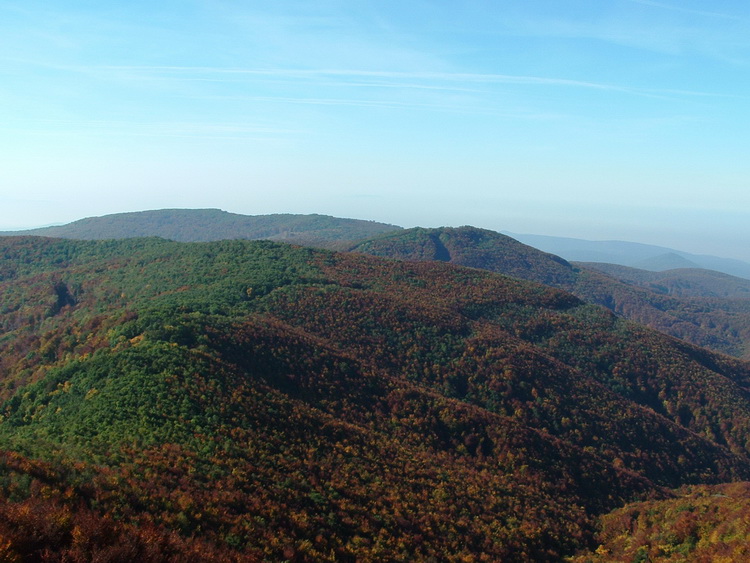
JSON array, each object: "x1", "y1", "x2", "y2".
[
  {"x1": 578, "y1": 262, "x2": 750, "y2": 299},
  {"x1": 5, "y1": 210, "x2": 749, "y2": 359},
  {"x1": 4, "y1": 208, "x2": 747, "y2": 279},
  {"x1": 0, "y1": 208, "x2": 402, "y2": 250}
]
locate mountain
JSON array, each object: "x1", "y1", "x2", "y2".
[
  {"x1": 3, "y1": 235, "x2": 750, "y2": 560},
  {"x1": 352, "y1": 226, "x2": 750, "y2": 359},
  {"x1": 7, "y1": 208, "x2": 749, "y2": 279},
  {"x1": 0, "y1": 209, "x2": 402, "y2": 249},
  {"x1": 505, "y1": 232, "x2": 750, "y2": 280},
  {"x1": 350, "y1": 225, "x2": 577, "y2": 286}
]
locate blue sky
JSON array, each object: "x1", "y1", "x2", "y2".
[{"x1": 1, "y1": 0, "x2": 749, "y2": 260}]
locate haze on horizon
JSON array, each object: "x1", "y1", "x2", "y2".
[{"x1": 1, "y1": 1, "x2": 749, "y2": 262}]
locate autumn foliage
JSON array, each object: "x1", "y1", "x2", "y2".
[{"x1": 1, "y1": 236, "x2": 750, "y2": 560}]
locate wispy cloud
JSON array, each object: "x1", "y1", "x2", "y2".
[
  {"x1": 498, "y1": 2, "x2": 750, "y2": 61},
  {"x1": 97, "y1": 65, "x2": 739, "y2": 101},
  {"x1": 624, "y1": 0, "x2": 740, "y2": 20}
]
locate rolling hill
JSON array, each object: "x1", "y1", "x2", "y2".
[
  {"x1": 350, "y1": 225, "x2": 577, "y2": 286},
  {"x1": 352, "y1": 226, "x2": 750, "y2": 359},
  {"x1": 0, "y1": 209, "x2": 402, "y2": 249},
  {"x1": 2, "y1": 235, "x2": 750, "y2": 560},
  {"x1": 5, "y1": 207, "x2": 747, "y2": 280}
]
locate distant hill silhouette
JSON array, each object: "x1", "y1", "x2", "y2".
[
  {"x1": 0, "y1": 208, "x2": 402, "y2": 249},
  {"x1": 633, "y1": 252, "x2": 701, "y2": 271},
  {"x1": 505, "y1": 232, "x2": 750, "y2": 280}
]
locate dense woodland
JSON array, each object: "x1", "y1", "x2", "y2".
[
  {"x1": 8, "y1": 211, "x2": 750, "y2": 358},
  {"x1": 352, "y1": 226, "x2": 750, "y2": 359},
  {"x1": 578, "y1": 262, "x2": 750, "y2": 300},
  {"x1": 571, "y1": 482, "x2": 750, "y2": 562},
  {"x1": 2, "y1": 235, "x2": 750, "y2": 560}
]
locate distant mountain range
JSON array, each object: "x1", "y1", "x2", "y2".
[
  {"x1": 506, "y1": 232, "x2": 750, "y2": 280},
  {"x1": 5, "y1": 209, "x2": 748, "y2": 279},
  {"x1": 0, "y1": 208, "x2": 401, "y2": 250}
]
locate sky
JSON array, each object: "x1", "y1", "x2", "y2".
[{"x1": 1, "y1": 0, "x2": 749, "y2": 261}]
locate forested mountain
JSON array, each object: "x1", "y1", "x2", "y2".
[
  {"x1": 6, "y1": 207, "x2": 748, "y2": 279},
  {"x1": 351, "y1": 225, "x2": 577, "y2": 286},
  {"x1": 2, "y1": 235, "x2": 750, "y2": 560},
  {"x1": 0, "y1": 209, "x2": 401, "y2": 249},
  {"x1": 352, "y1": 227, "x2": 750, "y2": 359}
]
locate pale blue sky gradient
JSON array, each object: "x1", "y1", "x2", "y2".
[{"x1": 2, "y1": 1, "x2": 749, "y2": 260}]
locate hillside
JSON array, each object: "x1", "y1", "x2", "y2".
[
  {"x1": 351, "y1": 225, "x2": 577, "y2": 286},
  {"x1": 572, "y1": 482, "x2": 750, "y2": 561},
  {"x1": 572, "y1": 267, "x2": 750, "y2": 360},
  {"x1": 10, "y1": 211, "x2": 750, "y2": 358},
  {"x1": 0, "y1": 209, "x2": 401, "y2": 249},
  {"x1": 2, "y1": 236, "x2": 750, "y2": 560},
  {"x1": 353, "y1": 227, "x2": 750, "y2": 359},
  {"x1": 579, "y1": 262, "x2": 750, "y2": 300}
]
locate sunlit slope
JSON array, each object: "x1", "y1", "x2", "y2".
[{"x1": 571, "y1": 482, "x2": 750, "y2": 562}]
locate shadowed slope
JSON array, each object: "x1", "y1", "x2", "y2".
[
  {"x1": 351, "y1": 226, "x2": 577, "y2": 285},
  {"x1": 353, "y1": 226, "x2": 750, "y2": 359}
]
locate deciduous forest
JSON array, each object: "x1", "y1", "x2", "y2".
[{"x1": 2, "y1": 235, "x2": 750, "y2": 561}]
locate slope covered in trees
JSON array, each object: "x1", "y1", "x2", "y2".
[
  {"x1": 579, "y1": 262, "x2": 750, "y2": 299},
  {"x1": 8, "y1": 213, "x2": 750, "y2": 358},
  {"x1": 0, "y1": 209, "x2": 401, "y2": 249},
  {"x1": 350, "y1": 225, "x2": 576, "y2": 286},
  {"x1": 352, "y1": 226, "x2": 750, "y2": 359},
  {"x1": 572, "y1": 267, "x2": 750, "y2": 360},
  {"x1": 572, "y1": 482, "x2": 750, "y2": 562},
  {"x1": 2, "y1": 236, "x2": 750, "y2": 560}
]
